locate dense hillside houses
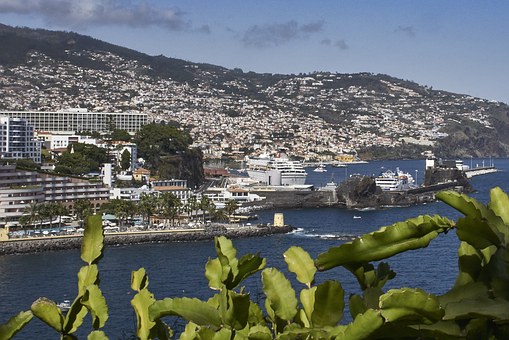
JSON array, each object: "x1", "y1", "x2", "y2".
[{"x1": 0, "y1": 24, "x2": 508, "y2": 159}]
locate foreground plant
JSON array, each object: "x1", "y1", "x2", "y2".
[
  {"x1": 3, "y1": 187, "x2": 509, "y2": 339},
  {"x1": 0, "y1": 215, "x2": 109, "y2": 339}
]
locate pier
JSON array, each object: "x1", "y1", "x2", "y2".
[{"x1": 464, "y1": 166, "x2": 498, "y2": 178}]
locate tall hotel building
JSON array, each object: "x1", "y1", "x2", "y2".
[
  {"x1": 0, "y1": 108, "x2": 148, "y2": 134},
  {"x1": 0, "y1": 116, "x2": 42, "y2": 163}
]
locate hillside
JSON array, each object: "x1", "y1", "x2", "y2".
[{"x1": 0, "y1": 23, "x2": 508, "y2": 160}]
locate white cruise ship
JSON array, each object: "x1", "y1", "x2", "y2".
[
  {"x1": 245, "y1": 152, "x2": 307, "y2": 186},
  {"x1": 375, "y1": 168, "x2": 415, "y2": 191}
]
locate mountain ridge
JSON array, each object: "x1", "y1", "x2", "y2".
[{"x1": 0, "y1": 23, "x2": 508, "y2": 160}]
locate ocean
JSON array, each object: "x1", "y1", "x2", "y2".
[{"x1": 0, "y1": 158, "x2": 507, "y2": 338}]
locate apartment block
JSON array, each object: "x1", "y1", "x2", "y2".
[
  {"x1": 0, "y1": 108, "x2": 148, "y2": 134},
  {"x1": 0, "y1": 117, "x2": 42, "y2": 163},
  {"x1": 0, "y1": 165, "x2": 110, "y2": 229}
]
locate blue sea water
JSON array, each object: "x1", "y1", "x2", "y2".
[{"x1": 1, "y1": 158, "x2": 507, "y2": 338}]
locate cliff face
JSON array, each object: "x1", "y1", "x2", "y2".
[{"x1": 156, "y1": 150, "x2": 205, "y2": 189}]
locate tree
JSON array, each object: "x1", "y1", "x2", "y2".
[
  {"x1": 187, "y1": 196, "x2": 199, "y2": 221},
  {"x1": 224, "y1": 200, "x2": 239, "y2": 219},
  {"x1": 158, "y1": 193, "x2": 181, "y2": 227},
  {"x1": 22, "y1": 202, "x2": 40, "y2": 230},
  {"x1": 55, "y1": 143, "x2": 108, "y2": 175},
  {"x1": 135, "y1": 123, "x2": 192, "y2": 169},
  {"x1": 120, "y1": 149, "x2": 131, "y2": 171},
  {"x1": 38, "y1": 202, "x2": 58, "y2": 229},
  {"x1": 138, "y1": 193, "x2": 158, "y2": 226},
  {"x1": 199, "y1": 195, "x2": 213, "y2": 222},
  {"x1": 54, "y1": 202, "x2": 69, "y2": 227},
  {"x1": 73, "y1": 199, "x2": 93, "y2": 228},
  {"x1": 110, "y1": 129, "x2": 131, "y2": 142}
]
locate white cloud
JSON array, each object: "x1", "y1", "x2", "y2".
[
  {"x1": 0, "y1": 0, "x2": 206, "y2": 32},
  {"x1": 242, "y1": 20, "x2": 324, "y2": 48}
]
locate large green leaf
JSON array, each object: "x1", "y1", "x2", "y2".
[
  {"x1": 299, "y1": 287, "x2": 316, "y2": 325},
  {"x1": 149, "y1": 297, "x2": 222, "y2": 328},
  {"x1": 81, "y1": 215, "x2": 104, "y2": 265},
  {"x1": 436, "y1": 191, "x2": 488, "y2": 219},
  {"x1": 87, "y1": 330, "x2": 108, "y2": 340},
  {"x1": 438, "y1": 190, "x2": 508, "y2": 241},
  {"x1": 63, "y1": 296, "x2": 88, "y2": 334},
  {"x1": 442, "y1": 296, "x2": 509, "y2": 321},
  {"x1": 0, "y1": 310, "x2": 33, "y2": 339},
  {"x1": 316, "y1": 215, "x2": 453, "y2": 271},
  {"x1": 77, "y1": 264, "x2": 99, "y2": 295},
  {"x1": 489, "y1": 187, "x2": 509, "y2": 232},
  {"x1": 131, "y1": 268, "x2": 149, "y2": 292},
  {"x1": 31, "y1": 297, "x2": 64, "y2": 332},
  {"x1": 349, "y1": 294, "x2": 366, "y2": 319},
  {"x1": 345, "y1": 262, "x2": 396, "y2": 290},
  {"x1": 487, "y1": 187, "x2": 509, "y2": 247},
  {"x1": 220, "y1": 289, "x2": 250, "y2": 330},
  {"x1": 336, "y1": 309, "x2": 384, "y2": 340},
  {"x1": 81, "y1": 285, "x2": 108, "y2": 329},
  {"x1": 379, "y1": 288, "x2": 444, "y2": 325},
  {"x1": 455, "y1": 216, "x2": 504, "y2": 249},
  {"x1": 205, "y1": 258, "x2": 224, "y2": 290},
  {"x1": 215, "y1": 236, "x2": 239, "y2": 281},
  {"x1": 283, "y1": 246, "x2": 316, "y2": 288},
  {"x1": 248, "y1": 301, "x2": 267, "y2": 327},
  {"x1": 131, "y1": 289, "x2": 156, "y2": 339},
  {"x1": 247, "y1": 324, "x2": 272, "y2": 340},
  {"x1": 231, "y1": 253, "x2": 266, "y2": 289},
  {"x1": 311, "y1": 280, "x2": 344, "y2": 327},
  {"x1": 455, "y1": 241, "x2": 483, "y2": 287},
  {"x1": 212, "y1": 328, "x2": 233, "y2": 340},
  {"x1": 261, "y1": 268, "x2": 298, "y2": 321}
]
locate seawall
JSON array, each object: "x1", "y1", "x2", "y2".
[{"x1": 0, "y1": 225, "x2": 293, "y2": 256}]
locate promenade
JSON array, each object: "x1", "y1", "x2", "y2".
[{"x1": 0, "y1": 224, "x2": 294, "y2": 255}]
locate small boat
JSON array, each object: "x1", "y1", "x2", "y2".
[
  {"x1": 313, "y1": 164, "x2": 327, "y2": 172},
  {"x1": 57, "y1": 300, "x2": 71, "y2": 312},
  {"x1": 353, "y1": 216, "x2": 362, "y2": 219}
]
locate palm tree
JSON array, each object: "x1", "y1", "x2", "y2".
[
  {"x1": 74, "y1": 199, "x2": 92, "y2": 228},
  {"x1": 18, "y1": 215, "x2": 31, "y2": 236},
  {"x1": 199, "y1": 195, "x2": 213, "y2": 222},
  {"x1": 55, "y1": 202, "x2": 69, "y2": 227},
  {"x1": 139, "y1": 193, "x2": 158, "y2": 226},
  {"x1": 213, "y1": 209, "x2": 228, "y2": 223},
  {"x1": 159, "y1": 192, "x2": 180, "y2": 227},
  {"x1": 224, "y1": 200, "x2": 239, "y2": 221},
  {"x1": 187, "y1": 196, "x2": 199, "y2": 221},
  {"x1": 22, "y1": 202, "x2": 40, "y2": 231},
  {"x1": 39, "y1": 202, "x2": 58, "y2": 229}
]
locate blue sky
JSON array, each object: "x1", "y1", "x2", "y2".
[{"x1": 0, "y1": 0, "x2": 508, "y2": 103}]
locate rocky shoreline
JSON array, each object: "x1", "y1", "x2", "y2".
[{"x1": 0, "y1": 225, "x2": 294, "y2": 256}]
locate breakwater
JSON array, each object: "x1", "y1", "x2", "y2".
[
  {"x1": 0, "y1": 225, "x2": 293, "y2": 256},
  {"x1": 465, "y1": 166, "x2": 498, "y2": 178}
]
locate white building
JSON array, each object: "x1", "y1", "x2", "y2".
[
  {"x1": 0, "y1": 116, "x2": 42, "y2": 163},
  {"x1": 36, "y1": 132, "x2": 99, "y2": 150},
  {"x1": 0, "y1": 108, "x2": 148, "y2": 134},
  {"x1": 110, "y1": 187, "x2": 153, "y2": 201}
]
